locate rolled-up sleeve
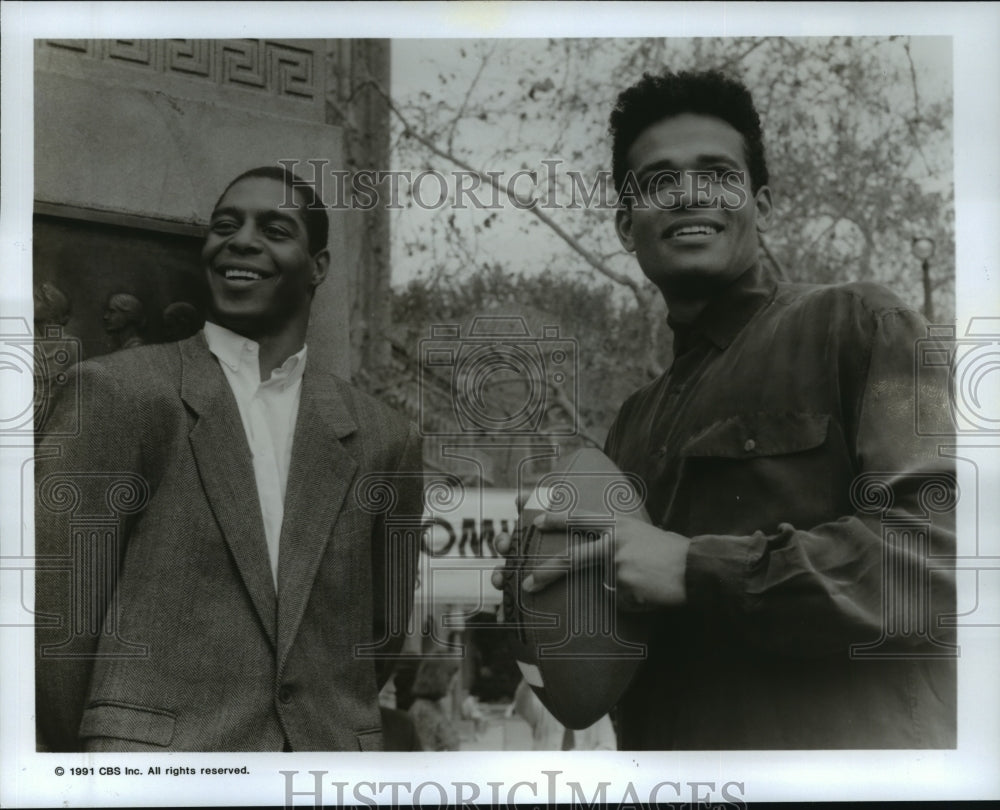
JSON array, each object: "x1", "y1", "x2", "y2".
[{"x1": 683, "y1": 305, "x2": 955, "y2": 656}]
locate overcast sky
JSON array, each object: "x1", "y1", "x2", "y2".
[{"x1": 388, "y1": 36, "x2": 954, "y2": 291}]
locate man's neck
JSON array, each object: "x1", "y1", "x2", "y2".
[
  {"x1": 207, "y1": 319, "x2": 307, "y2": 381},
  {"x1": 255, "y1": 331, "x2": 306, "y2": 381},
  {"x1": 661, "y1": 296, "x2": 709, "y2": 326},
  {"x1": 658, "y1": 263, "x2": 757, "y2": 327}
]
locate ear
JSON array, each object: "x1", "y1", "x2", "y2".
[
  {"x1": 311, "y1": 248, "x2": 330, "y2": 288},
  {"x1": 615, "y1": 206, "x2": 636, "y2": 252},
  {"x1": 753, "y1": 186, "x2": 773, "y2": 233}
]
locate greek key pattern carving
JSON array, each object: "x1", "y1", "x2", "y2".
[
  {"x1": 106, "y1": 39, "x2": 158, "y2": 68},
  {"x1": 164, "y1": 39, "x2": 212, "y2": 78},
  {"x1": 41, "y1": 39, "x2": 316, "y2": 102},
  {"x1": 45, "y1": 39, "x2": 98, "y2": 57}
]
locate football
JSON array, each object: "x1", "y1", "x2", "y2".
[{"x1": 501, "y1": 448, "x2": 650, "y2": 729}]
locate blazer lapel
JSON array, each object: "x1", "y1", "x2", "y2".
[
  {"x1": 180, "y1": 334, "x2": 277, "y2": 648},
  {"x1": 275, "y1": 372, "x2": 358, "y2": 667}
]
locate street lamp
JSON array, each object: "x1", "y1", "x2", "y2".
[{"x1": 912, "y1": 236, "x2": 936, "y2": 322}]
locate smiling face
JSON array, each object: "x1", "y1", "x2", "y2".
[
  {"x1": 202, "y1": 176, "x2": 329, "y2": 340},
  {"x1": 615, "y1": 113, "x2": 772, "y2": 301}
]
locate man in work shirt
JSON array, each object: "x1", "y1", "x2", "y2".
[{"x1": 497, "y1": 70, "x2": 955, "y2": 749}]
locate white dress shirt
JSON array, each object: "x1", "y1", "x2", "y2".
[{"x1": 204, "y1": 321, "x2": 306, "y2": 591}]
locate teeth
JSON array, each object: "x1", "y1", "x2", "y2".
[
  {"x1": 222, "y1": 268, "x2": 265, "y2": 281},
  {"x1": 672, "y1": 225, "x2": 719, "y2": 237}
]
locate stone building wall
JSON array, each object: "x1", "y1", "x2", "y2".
[{"x1": 34, "y1": 38, "x2": 352, "y2": 375}]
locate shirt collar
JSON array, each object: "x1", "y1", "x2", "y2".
[
  {"x1": 203, "y1": 321, "x2": 307, "y2": 387},
  {"x1": 667, "y1": 262, "x2": 778, "y2": 355}
]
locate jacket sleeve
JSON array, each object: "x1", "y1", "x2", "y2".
[
  {"x1": 369, "y1": 422, "x2": 424, "y2": 688},
  {"x1": 682, "y1": 305, "x2": 956, "y2": 656},
  {"x1": 35, "y1": 361, "x2": 146, "y2": 751}
]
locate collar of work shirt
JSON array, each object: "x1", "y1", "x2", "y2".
[{"x1": 666, "y1": 262, "x2": 779, "y2": 358}]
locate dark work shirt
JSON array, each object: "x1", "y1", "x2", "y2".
[{"x1": 605, "y1": 263, "x2": 956, "y2": 749}]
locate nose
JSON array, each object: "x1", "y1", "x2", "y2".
[
  {"x1": 677, "y1": 170, "x2": 718, "y2": 210},
  {"x1": 676, "y1": 178, "x2": 696, "y2": 210},
  {"x1": 649, "y1": 170, "x2": 709, "y2": 212},
  {"x1": 655, "y1": 170, "x2": 719, "y2": 212},
  {"x1": 225, "y1": 222, "x2": 262, "y2": 253}
]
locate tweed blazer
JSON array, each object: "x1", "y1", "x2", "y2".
[{"x1": 35, "y1": 332, "x2": 423, "y2": 752}]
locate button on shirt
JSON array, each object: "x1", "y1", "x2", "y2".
[{"x1": 204, "y1": 321, "x2": 306, "y2": 590}]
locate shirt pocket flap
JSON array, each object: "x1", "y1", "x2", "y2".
[
  {"x1": 79, "y1": 702, "x2": 176, "y2": 747},
  {"x1": 681, "y1": 412, "x2": 830, "y2": 458}
]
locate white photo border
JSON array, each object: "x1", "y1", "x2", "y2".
[{"x1": 2, "y1": 2, "x2": 998, "y2": 807}]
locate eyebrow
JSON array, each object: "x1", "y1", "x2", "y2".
[
  {"x1": 636, "y1": 155, "x2": 744, "y2": 175},
  {"x1": 209, "y1": 206, "x2": 304, "y2": 229}
]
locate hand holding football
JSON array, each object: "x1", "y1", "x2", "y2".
[{"x1": 523, "y1": 512, "x2": 690, "y2": 610}]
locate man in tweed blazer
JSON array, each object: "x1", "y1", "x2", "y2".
[{"x1": 35, "y1": 167, "x2": 423, "y2": 752}]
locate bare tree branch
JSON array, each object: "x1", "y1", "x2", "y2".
[
  {"x1": 902, "y1": 38, "x2": 935, "y2": 175},
  {"x1": 545, "y1": 382, "x2": 604, "y2": 448},
  {"x1": 797, "y1": 192, "x2": 864, "y2": 260},
  {"x1": 715, "y1": 38, "x2": 769, "y2": 73},
  {"x1": 365, "y1": 74, "x2": 649, "y2": 303},
  {"x1": 446, "y1": 43, "x2": 496, "y2": 154},
  {"x1": 387, "y1": 332, "x2": 606, "y2": 448}
]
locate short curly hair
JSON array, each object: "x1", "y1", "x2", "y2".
[{"x1": 609, "y1": 69, "x2": 769, "y2": 195}]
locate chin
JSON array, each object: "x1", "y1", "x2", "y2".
[
  {"x1": 649, "y1": 265, "x2": 733, "y2": 295},
  {"x1": 209, "y1": 305, "x2": 267, "y2": 336}
]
